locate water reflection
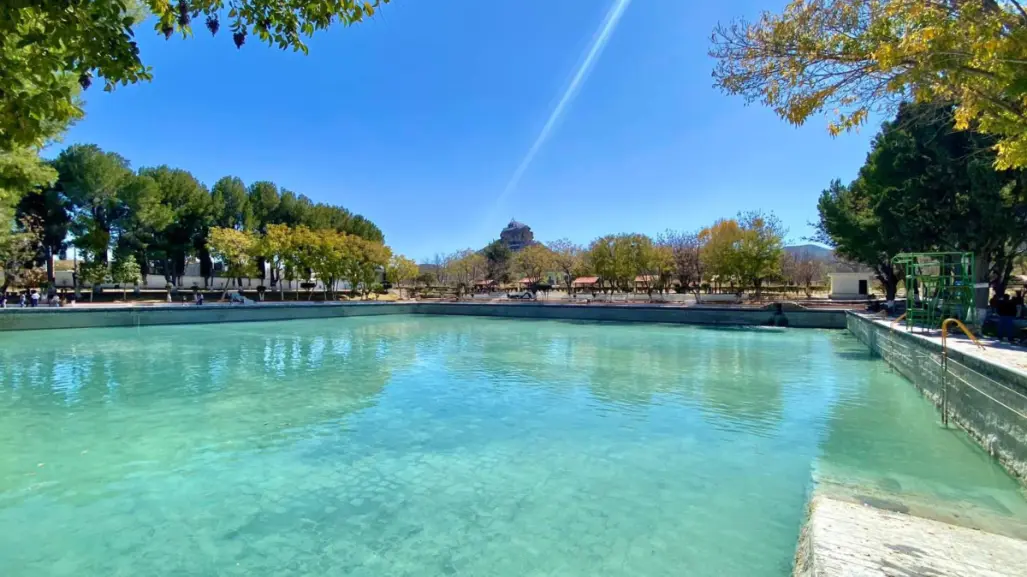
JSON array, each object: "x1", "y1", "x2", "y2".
[
  {"x1": 0, "y1": 319, "x2": 419, "y2": 497},
  {"x1": 1, "y1": 316, "x2": 1024, "y2": 577}
]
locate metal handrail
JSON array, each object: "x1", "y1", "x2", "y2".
[
  {"x1": 940, "y1": 317, "x2": 984, "y2": 351},
  {"x1": 939, "y1": 317, "x2": 984, "y2": 425}
]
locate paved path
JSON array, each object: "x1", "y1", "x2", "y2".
[
  {"x1": 796, "y1": 496, "x2": 1027, "y2": 577},
  {"x1": 872, "y1": 317, "x2": 1027, "y2": 375}
]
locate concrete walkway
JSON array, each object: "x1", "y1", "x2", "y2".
[
  {"x1": 795, "y1": 496, "x2": 1027, "y2": 577},
  {"x1": 873, "y1": 317, "x2": 1027, "y2": 376}
]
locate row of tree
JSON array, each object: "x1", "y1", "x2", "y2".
[
  {"x1": 1, "y1": 143, "x2": 388, "y2": 295},
  {"x1": 815, "y1": 102, "x2": 1027, "y2": 300},
  {"x1": 207, "y1": 224, "x2": 418, "y2": 300},
  {"x1": 2, "y1": 1, "x2": 394, "y2": 297},
  {"x1": 422, "y1": 210, "x2": 809, "y2": 298}
]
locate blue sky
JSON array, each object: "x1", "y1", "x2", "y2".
[{"x1": 54, "y1": 0, "x2": 878, "y2": 262}]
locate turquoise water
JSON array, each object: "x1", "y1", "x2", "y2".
[{"x1": 0, "y1": 316, "x2": 1024, "y2": 576}]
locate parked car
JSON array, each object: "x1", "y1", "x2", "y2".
[{"x1": 507, "y1": 291, "x2": 535, "y2": 300}]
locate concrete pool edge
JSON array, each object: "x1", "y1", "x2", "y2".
[
  {"x1": 0, "y1": 301, "x2": 849, "y2": 331},
  {"x1": 846, "y1": 312, "x2": 1027, "y2": 483},
  {"x1": 793, "y1": 495, "x2": 1027, "y2": 576}
]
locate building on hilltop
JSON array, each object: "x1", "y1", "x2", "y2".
[{"x1": 500, "y1": 219, "x2": 534, "y2": 252}]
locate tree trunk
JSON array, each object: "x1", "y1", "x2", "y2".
[
  {"x1": 219, "y1": 277, "x2": 231, "y2": 301},
  {"x1": 974, "y1": 253, "x2": 990, "y2": 326},
  {"x1": 138, "y1": 250, "x2": 151, "y2": 277},
  {"x1": 45, "y1": 246, "x2": 55, "y2": 285},
  {"x1": 876, "y1": 269, "x2": 898, "y2": 301},
  {"x1": 163, "y1": 257, "x2": 173, "y2": 286},
  {"x1": 990, "y1": 248, "x2": 1016, "y2": 297},
  {"x1": 199, "y1": 247, "x2": 213, "y2": 288},
  {"x1": 256, "y1": 256, "x2": 267, "y2": 283}
]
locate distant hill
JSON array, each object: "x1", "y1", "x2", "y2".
[{"x1": 784, "y1": 244, "x2": 834, "y2": 261}]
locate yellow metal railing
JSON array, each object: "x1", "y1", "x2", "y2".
[
  {"x1": 940, "y1": 318, "x2": 984, "y2": 351},
  {"x1": 938, "y1": 317, "x2": 984, "y2": 425}
]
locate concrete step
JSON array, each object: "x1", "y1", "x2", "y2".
[{"x1": 795, "y1": 496, "x2": 1027, "y2": 576}]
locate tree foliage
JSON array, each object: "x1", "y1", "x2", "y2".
[
  {"x1": 699, "y1": 219, "x2": 743, "y2": 288},
  {"x1": 696, "y1": 214, "x2": 786, "y2": 295},
  {"x1": 711, "y1": 0, "x2": 1027, "y2": 168},
  {"x1": 16, "y1": 182, "x2": 71, "y2": 282},
  {"x1": 514, "y1": 243, "x2": 555, "y2": 287},
  {"x1": 111, "y1": 253, "x2": 142, "y2": 298},
  {"x1": 449, "y1": 250, "x2": 486, "y2": 295},
  {"x1": 782, "y1": 249, "x2": 825, "y2": 297},
  {"x1": 816, "y1": 179, "x2": 903, "y2": 298},
  {"x1": 53, "y1": 144, "x2": 134, "y2": 263},
  {"x1": 1, "y1": 0, "x2": 389, "y2": 151},
  {"x1": 208, "y1": 227, "x2": 257, "y2": 285},
  {"x1": 658, "y1": 229, "x2": 704, "y2": 294},
  {"x1": 734, "y1": 210, "x2": 786, "y2": 297},
  {"x1": 635, "y1": 240, "x2": 674, "y2": 297},
  {"x1": 483, "y1": 239, "x2": 512, "y2": 284},
  {"x1": 816, "y1": 101, "x2": 1027, "y2": 298},
  {"x1": 0, "y1": 148, "x2": 57, "y2": 252},
  {"x1": 386, "y1": 255, "x2": 419, "y2": 298},
  {"x1": 15, "y1": 143, "x2": 383, "y2": 292},
  {"x1": 0, "y1": 216, "x2": 43, "y2": 292},
  {"x1": 547, "y1": 238, "x2": 585, "y2": 295},
  {"x1": 586, "y1": 234, "x2": 642, "y2": 293},
  {"x1": 78, "y1": 259, "x2": 111, "y2": 301}
]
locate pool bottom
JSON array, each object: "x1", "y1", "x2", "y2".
[{"x1": 0, "y1": 315, "x2": 1024, "y2": 576}]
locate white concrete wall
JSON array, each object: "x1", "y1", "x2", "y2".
[
  {"x1": 52, "y1": 271, "x2": 352, "y2": 292},
  {"x1": 829, "y1": 273, "x2": 874, "y2": 298}
]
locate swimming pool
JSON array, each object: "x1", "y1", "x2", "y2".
[{"x1": 0, "y1": 316, "x2": 1023, "y2": 576}]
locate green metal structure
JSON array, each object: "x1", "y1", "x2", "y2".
[{"x1": 892, "y1": 252, "x2": 976, "y2": 331}]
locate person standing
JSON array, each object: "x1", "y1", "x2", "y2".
[
  {"x1": 29, "y1": 290, "x2": 39, "y2": 308},
  {"x1": 19, "y1": 292, "x2": 26, "y2": 307},
  {"x1": 997, "y1": 293, "x2": 1017, "y2": 342},
  {"x1": 0, "y1": 292, "x2": 6, "y2": 309}
]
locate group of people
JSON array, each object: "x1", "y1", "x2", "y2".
[
  {"x1": 989, "y1": 290, "x2": 1025, "y2": 342},
  {"x1": 0, "y1": 289, "x2": 70, "y2": 309}
]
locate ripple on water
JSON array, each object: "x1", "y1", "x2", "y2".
[{"x1": 0, "y1": 316, "x2": 1024, "y2": 576}]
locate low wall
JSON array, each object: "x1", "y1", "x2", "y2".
[
  {"x1": 0, "y1": 302, "x2": 848, "y2": 332},
  {"x1": 0, "y1": 303, "x2": 416, "y2": 332},
  {"x1": 413, "y1": 303, "x2": 847, "y2": 328},
  {"x1": 847, "y1": 312, "x2": 1027, "y2": 481}
]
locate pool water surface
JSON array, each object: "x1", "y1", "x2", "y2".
[{"x1": 0, "y1": 315, "x2": 1023, "y2": 576}]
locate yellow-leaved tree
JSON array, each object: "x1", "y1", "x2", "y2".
[
  {"x1": 700, "y1": 219, "x2": 743, "y2": 291},
  {"x1": 710, "y1": 0, "x2": 1027, "y2": 168},
  {"x1": 208, "y1": 227, "x2": 257, "y2": 299},
  {"x1": 386, "y1": 255, "x2": 420, "y2": 299},
  {"x1": 256, "y1": 223, "x2": 292, "y2": 301},
  {"x1": 636, "y1": 239, "x2": 674, "y2": 299},
  {"x1": 514, "y1": 243, "x2": 556, "y2": 288}
]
